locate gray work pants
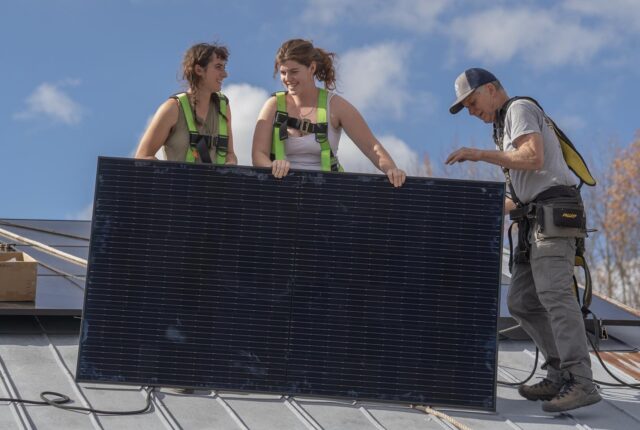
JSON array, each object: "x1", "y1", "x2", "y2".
[{"x1": 507, "y1": 224, "x2": 593, "y2": 385}]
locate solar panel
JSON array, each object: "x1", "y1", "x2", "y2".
[
  {"x1": 0, "y1": 219, "x2": 88, "y2": 316},
  {"x1": 77, "y1": 157, "x2": 504, "y2": 410}
]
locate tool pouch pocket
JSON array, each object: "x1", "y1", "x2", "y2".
[{"x1": 536, "y1": 198, "x2": 586, "y2": 238}]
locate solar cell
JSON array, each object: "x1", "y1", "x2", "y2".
[{"x1": 77, "y1": 157, "x2": 504, "y2": 410}]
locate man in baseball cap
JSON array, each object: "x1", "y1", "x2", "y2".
[
  {"x1": 449, "y1": 68, "x2": 498, "y2": 114},
  {"x1": 446, "y1": 68, "x2": 602, "y2": 414}
]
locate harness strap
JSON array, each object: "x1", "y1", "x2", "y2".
[
  {"x1": 285, "y1": 117, "x2": 328, "y2": 134},
  {"x1": 215, "y1": 94, "x2": 229, "y2": 165},
  {"x1": 492, "y1": 119, "x2": 522, "y2": 207},
  {"x1": 271, "y1": 92, "x2": 288, "y2": 161},
  {"x1": 270, "y1": 89, "x2": 343, "y2": 172},
  {"x1": 175, "y1": 92, "x2": 228, "y2": 165}
]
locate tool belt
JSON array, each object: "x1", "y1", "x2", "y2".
[{"x1": 508, "y1": 185, "x2": 586, "y2": 268}]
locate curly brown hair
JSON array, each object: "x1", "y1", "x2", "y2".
[
  {"x1": 274, "y1": 39, "x2": 337, "y2": 90},
  {"x1": 182, "y1": 43, "x2": 229, "y2": 90}
]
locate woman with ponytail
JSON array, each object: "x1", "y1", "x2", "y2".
[
  {"x1": 251, "y1": 39, "x2": 405, "y2": 187},
  {"x1": 135, "y1": 42, "x2": 237, "y2": 165}
]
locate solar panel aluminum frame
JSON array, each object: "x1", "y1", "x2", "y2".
[{"x1": 77, "y1": 157, "x2": 505, "y2": 411}]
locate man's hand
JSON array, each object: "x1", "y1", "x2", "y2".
[{"x1": 445, "y1": 147, "x2": 482, "y2": 165}]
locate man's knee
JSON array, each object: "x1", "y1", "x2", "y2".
[
  {"x1": 507, "y1": 287, "x2": 530, "y2": 318},
  {"x1": 536, "y1": 282, "x2": 579, "y2": 308}
]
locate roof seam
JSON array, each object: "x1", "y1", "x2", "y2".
[
  {"x1": 213, "y1": 391, "x2": 250, "y2": 430},
  {"x1": 358, "y1": 405, "x2": 387, "y2": 430},
  {"x1": 283, "y1": 396, "x2": 324, "y2": 430},
  {"x1": 144, "y1": 390, "x2": 181, "y2": 430},
  {"x1": 0, "y1": 351, "x2": 35, "y2": 429},
  {"x1": 40, "y1": 330, "x2": 103, "y2": 430}
]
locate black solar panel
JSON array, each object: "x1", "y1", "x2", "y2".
[{"x1": 77, "y1": 157, "x2": 504, "y2": 410}]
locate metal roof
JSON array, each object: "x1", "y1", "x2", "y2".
[{"x1": 1, "y1": 220, "x2": 639, "y2": 429}]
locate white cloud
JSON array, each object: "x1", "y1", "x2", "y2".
[
  {"x1": 563, "y1": 0, "x2": 640, "y2": 32},
  {"x1": 14, "y1": 81, "x2": 84, "y2": 125},
  {"x1": 448, "y1": 8, "x2": 612, "y2": 68},
  {"x1": 303, "y1": 0, "x2": 449, "y2": 32},
  {"x1": 555, "y1": 114, "x2": 587, "y2": 135},
  {"x1": 338, "y1": 42, "x2": 411, "y2": 118},
  {"x1": 70, "y1": 202, "x2": 93, "y2": 220},
  {"x1": 338, "y1": 134, "x2": 428, "y2": 176},
  {"x1": 224, "y1": 83, "x2": 270, "y2": 166}
]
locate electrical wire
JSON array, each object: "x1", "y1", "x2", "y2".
[
  {"x1": 0, "y1": 387, "x2": 155, "y2": 415},
  {"x1": 497, "y1": 324, "x2": 640, "y2": 390},
  {"x1": 0, "y1": 220, "x2": 89, "y2": 241},
  {"x1": 587, "y1": 335, "x2": 640, "y2": 389},
  {"x1": 497, "y1": 347, "x2": 539, "y2": 386}
]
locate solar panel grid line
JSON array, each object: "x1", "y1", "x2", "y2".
[
  {"x1": 87, "y1": 261, "x2": 496, "y2": 280},
  {"x1": 88, "y1": 266, "x2": 493, "y2": 283},
  {"x1": 79, "y1": 306, "x2": 486, "y2": 327},
  {"x1": 81, "y1": 313, "x2": 495, "y2": 335},
  {"x1": 81, "y1": 276, "x2": 500, "y2": 296},
  {"x1": 85, "y1": 290, "x2": 294, "y2": 305},
  {"x1": 87, "y1": 219, "x2": 498, "y2": 253},
  {"x1": 78, "y1": 350, "x2": 498, "y2": 375},
  {"x1": 79, "y1": 322, "x2": 494, "y2": 344},
  {"x1": 97, "y1": 184, "x2": 497, "y2": 214},
  {"x1": 267, "y1": 297, "x2": 500, "y2": 310},
  {"x1": 282, "y1": 305, "x2": 497, "y2": 321},
  {"x1": 78, "y1": 157, "x2": 503, "y2": 410},
  {"x1": 89, "y1": 209, "x2": 500, "y2": 239},
  {"x1": 88, "y1": 249, "x2": 499, "y2": 271}
]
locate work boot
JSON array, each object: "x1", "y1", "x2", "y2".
[
  {"x1": 542, "y1": 378, "x2": 602, "y2": 413},
  {"x1": 518, "y1": 378, "x2": 563, "y2": 401}
]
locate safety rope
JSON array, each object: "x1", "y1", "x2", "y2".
[{"x1": 411, "y1": 405, "x2": 474, "y2": 430}]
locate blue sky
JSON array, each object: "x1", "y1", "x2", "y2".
[{"x1": 1, "y1": 0, "x2": 638, "y2": 219}]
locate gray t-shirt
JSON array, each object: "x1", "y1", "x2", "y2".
[{"x1": 502, "y1": 99, "x2": 577, "y2": 203}]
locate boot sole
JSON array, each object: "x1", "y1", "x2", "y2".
[
  {"x1": 517, "y1": 386, "x2": 558, "y2": 401},
  {"x1": 520, "y1": 393, "x2": 556, "y2": 401},
  {"x1": 542, "y1": 393, "x2": 602, "y2": 413}
]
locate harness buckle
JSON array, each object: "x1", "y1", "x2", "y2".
[
  {"x1": 274, "y1": 111, "x2": 288, "y2": 125},
  {"x1": 216, "y1": 136, "x2": 229, "y2": 151},
  {"x1": 300, "y1": 118, "x2": 312, "y2": 134}
]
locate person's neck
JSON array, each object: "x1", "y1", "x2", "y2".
[
  {"x1": 491, "y1": 92, "x2": 511, "y2": 123},
  {"x1": 190, "y1": 87, "x2": 213, "y2": 106},
  {"x1": 494, "y1": 92, "x2": 510, "y2": 111},
  {"x1": 291, "y1": 85, "x2": 319, "y2": 107}
]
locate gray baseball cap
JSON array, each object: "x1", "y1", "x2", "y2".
[{"x1": 449, "y1": 68, "x2": 498, "y2": 114}]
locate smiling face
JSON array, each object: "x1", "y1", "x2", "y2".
[
  {"x1": 278, "y1": 60, "x2": 316, "y2": 95},
  {"x1": 196, "y1": 54, "x2": 228, "y2": 93}
]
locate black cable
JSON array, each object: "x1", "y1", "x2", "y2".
[
  {"x1": 497, "y1": 329, "x2": 640, "y2": 389},
  {"x1": 587, "y1": 336, "x2": 640, "y2": 389},
  {"x1": 0, "y1": 386, "x2": 155, "y2": 415},
  {"x1": 497, "y1": 346, "x2": 539, "y2": 386},
  {"x1": 0, "y1": 220, "x2": 90, "y2": 241}
]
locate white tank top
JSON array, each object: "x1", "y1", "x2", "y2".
[{"x1": 284, "y1": 91, "x2": 342, "y2": 170}]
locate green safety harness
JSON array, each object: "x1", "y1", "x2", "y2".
[
  {"x1": 495, "y1": 96, "x2": 597, "y2": 317},
  {"x1": 271, "y1": 88, "x2": 343, "y2": 172},
  {"x1": 173, "y1": 92, "x2": 229, "y2": 164}
]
